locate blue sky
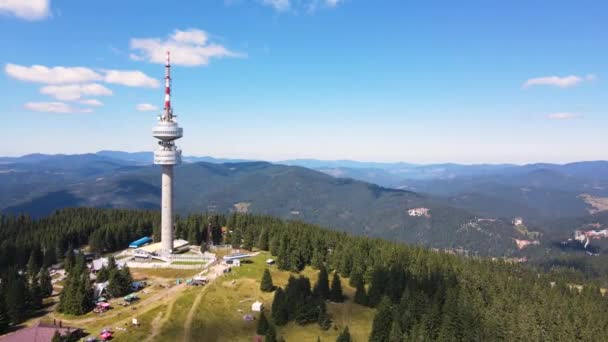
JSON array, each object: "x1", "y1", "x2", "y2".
[{"x1": 1, "y1": 0, "x2": 606, "y2": 163}]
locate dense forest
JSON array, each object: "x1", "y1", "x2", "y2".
[{"x1": 1, "y1": 208, "x2": 608, "y2": 340}]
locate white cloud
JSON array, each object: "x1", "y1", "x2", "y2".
[
  {"x1": 130, "y1": 28, "x2": 243, "y2": 66},
  {"x1": 136, "y1": 103, "x2": 158, "y2": 111},
  {"x1": 5, "y1": 63, "x2": 102, "y2": 84},
  {"x1": 40, "y1": 83, "x2": 112, "y2": 101},
  {"x1": 79, "y1": 99, "x2": 103, "y2": 106},
  {"x1": 0, "y1": 0, "x2": 50, "y2": 20},
  {"x1": 523, "y1": 75, "x2": 591, "y2": 88},
  {"x1": 24, "y1": 101, "x2": 92, "y2": 113},
  {"x1": 104, "y1": 70, "x2": 159, "y2": 88},
  {"x1": 262, "y1": 0, "x2": 290, "y2": 11},
  {"x1": 547, "y1": 112, "x2": 583, "y2": 120},
  {"x1": 325, "y1": 0, "x2": 341, "y2": 6},
  {"x1": 5, "y1": 63, "x2": 159, "y2": 88}
]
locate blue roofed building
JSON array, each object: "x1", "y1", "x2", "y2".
[{"x1": 129, "y1": 236, "x2": 153, "y2": 248}]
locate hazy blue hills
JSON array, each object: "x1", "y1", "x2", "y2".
[
  {"x1": 0, "y1": 154, "x2": 529, "y2": 256},
  {"x1": 1, "y1": 151, "x2": 607, "y2": 256}
]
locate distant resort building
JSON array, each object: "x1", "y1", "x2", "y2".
[
  {"x1": 89, "y1": 257, "x2": 126, "y2": 273},
  {"x1": 579, "y1": 229, "x2": 608, "y2": 239},
  {"x1": 408, "y1": 208, "x2": 430, "y2": 217},
  {"x1": 223, "y1": 252, "x2": 253, "y2": 262},
  {"x1": 512, "y1": 217, "x2": 524, "y2": 226}
]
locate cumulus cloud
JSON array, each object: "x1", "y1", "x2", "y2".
[
  {"x1": 0, "y1": 0, "x2": 50, "y2": 20},
  {"x1": 5, "y1": 63, "x2": 159, "y2": 88},
  {"x1": 523, "y1": 74, "x2": 595, "y2": 88},
  {"x1": 547, "y1": 112, "x2": 583, "y2": 120},
  {"x1": 5, "y1": 63, "x2": 102, "y2": 84},
  {"x1": 130, "y1": 28, "x2": 243, "y2": 66},
  {"x1": 79, "y1": 99, "x2": 103, "y2": 106},
  {"x1": 24, "y1": 101, "x2": 92, "y2": 113},
  {"x1": 104, "y1": 70, "x2": 159, "y2": 88},
  {"x1": 136, "y1": 103, "x2": 158, "y2": 111},
  {"x1": 40, "y1": 83, "x2": 113, "y2": 101}
]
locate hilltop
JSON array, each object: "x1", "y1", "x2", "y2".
[{"x1": 0, "y1": 153, "x2": 527, "y2": 256}]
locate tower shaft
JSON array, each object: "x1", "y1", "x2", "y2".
[{"x1": 161, "y1": 165, "x2": 174, "y2": 253}]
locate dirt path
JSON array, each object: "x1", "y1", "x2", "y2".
[
  {"x1": 146, "y1": 291, "x2": 178, "y2": 342},
  {"x1": 144, "y1": 290, "x2": 181, "y2": 342},
  {"x1": 52, "y1": 283, "x2": 187, "y2": 326},
  {"x1": 182, "y1": 289, "x2": 205, "y2": 342},
  {"x1": 145, "y1": 311, "x2": 164, "y2": 342}
]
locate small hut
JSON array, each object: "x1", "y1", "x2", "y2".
[{"x1": 251, "y1": 301, "x2": 263, "y2": 312}]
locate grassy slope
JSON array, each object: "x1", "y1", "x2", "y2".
[{"x1": 115, "y1": 252, "x2": 374, "y2": 341}]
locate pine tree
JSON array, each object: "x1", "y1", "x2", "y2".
[
  {"x1": 271, "y1": 287, "x2": 289, "y2": 326},
  {"x1": 369, "y1": 297, "x2": 393, "y2": 342},
  {"x1": 257, "y1": 311, "x2": 269, "y2": 335},
  {"x1": 106, "y1": 256, "x2": 118, "y2": 273},
  {"x1": 96, "y1": 266, "x2": 110, "y2": 283},
  {"x1": 107, "y1": 265, "x2": 133, "y2": 298},
  {"x1": 64, "y1": 248, "x2": 75, "y2": 273},
  {"x1": 348, "y1": 269, "x2": 363, "y2": 288},
  {"x1": 265, "y1": 323, "x2": 278, "y2": 342},
  {"x1": 29, "y1": 276, "x2": 43, "y2": 310},
  {"x1": 5, "y1": 271, "x2": 29, "y2": 323},
  {"x1": 39, "y1": 268, "x2": 54, "y2": 297},
  {"x1": 58, "y1": 257, "x2": 94, "y2": 315},
  {"x1": 408, "y1": 319, "x2": 431, "y2": 342},
  {"x1": 313, "y1": 265, "x2": 330, "y2": 300},
  {"x1": 329, "y1": 272, "x2": 343, "y2": 303},
  {"x1": 354, "y1": 281, "x2": 368, "y2": 306},
  {"x1": 336, "y1": 326, "x2": 352, "y2": 342},
  {"x1": 243, "y1": 229, "x2": 254, "y2": 251},
  {"x1": 389, "y1": 318, "x2": 404, "y2": 342},
  {"x1": 27, "y1": 252, "x2": 39, "y2": 282},
  {"x1": 0, "y1": 294, "x2": 9, "y2": 334},
  {"x1": 258, "y1": 228, "x2": 269, "y2": 251},
  {"x1": 367, "y1": 266, "x2": 386, "y2": 307},
  {"x1": 317, "y1": 301, "x2": 331, "y2": 330},
  {"x1": 261, "y1": 269, "x2": 275, "y2": 292}
]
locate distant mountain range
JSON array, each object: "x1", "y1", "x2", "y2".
[
  {"x1": 1, "y1": 151, "x2": 607, "y2": 257},
  {"x1": 0, "y1": 151, "x2": 535, "y2": 256}
]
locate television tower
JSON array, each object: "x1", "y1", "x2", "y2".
[{"x1": 153, "y1": 51, "x2": 183, "y2": 254}]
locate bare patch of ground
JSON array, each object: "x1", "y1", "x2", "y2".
[{"x1": 579, "y1": 194, "x2": 608, "y2": 214}]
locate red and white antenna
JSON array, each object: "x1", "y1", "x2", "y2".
[{"x1": 164, "y1": 50, "x2": 172, "y2": 119}]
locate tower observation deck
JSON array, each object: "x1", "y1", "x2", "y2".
[{"x1": 153, "y1": 51, "x2": 183, "y2": 254}]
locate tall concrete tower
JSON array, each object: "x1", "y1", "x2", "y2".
[{"x1": 153, "y1": 51, "x2": 183, "y2": 254}]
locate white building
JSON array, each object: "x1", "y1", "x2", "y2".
[
  {"x1": 513, "y1": 217, "x2": 524, "y2": 226},
  {"x1": 408, "y1": 208, "x2": 430, "y2": 217},
  {"x1": 251, "y1": 301, "x2": 263, "y2": 312}
]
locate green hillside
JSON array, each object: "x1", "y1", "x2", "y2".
[{"x1": 3, "y1": 162, "x2": 525, "y2": 256}]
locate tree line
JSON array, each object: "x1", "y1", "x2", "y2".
[{"x1": 1, "y1": 208, "x2": 608, "y2": 340}]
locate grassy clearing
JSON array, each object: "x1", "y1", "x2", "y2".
[
  {"x1": 47, "y1": 251, "x2": 373, "y2": 341},
  {"x1": 113, "y1": 304, "x2": 166, "y2": 341},
  {"x1": 154, "y1": 288, "x2": 202, "y2": 341},
  {"x1": 131, "y1": 268, "x2": 200, "y2": 280},
  {"x1": 171, "y1": 261, "x2": 207, "y2": 265},
  {"x1": 159, "y1": 251, "x2": 374, "y2": 341}
]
